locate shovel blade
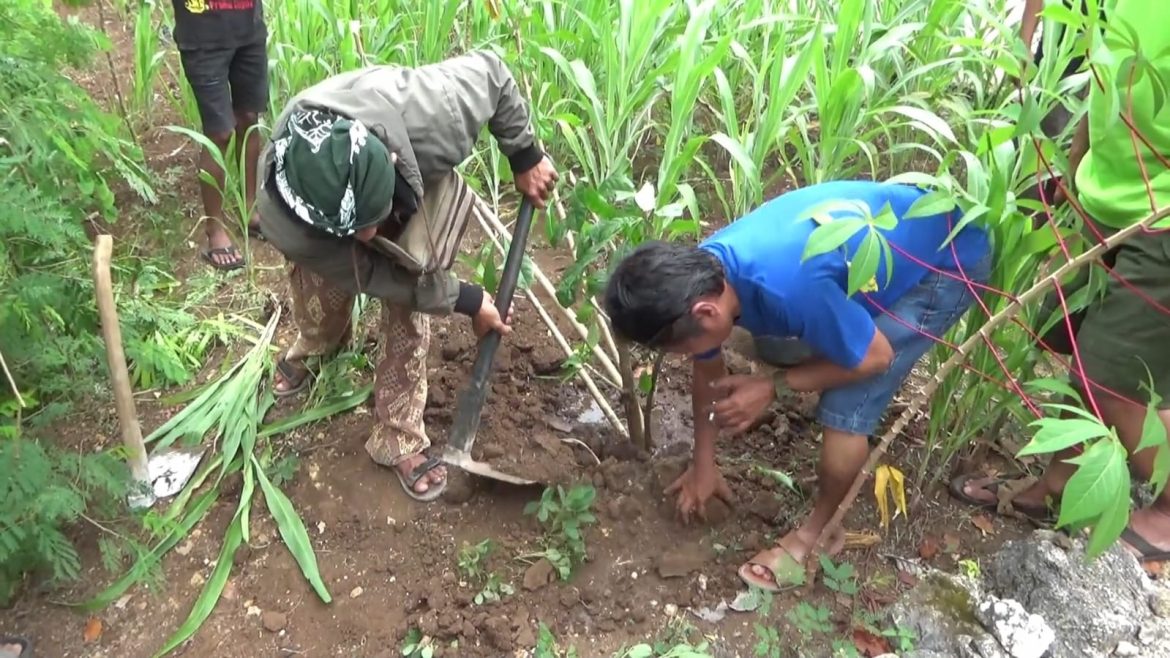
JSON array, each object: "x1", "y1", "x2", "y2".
[
  {"x1": 439, "y1": 447, "x2": 536, "y2": 486},
  {"x1": 148, "y1": 446, "x2": 207, "y2": 498}
]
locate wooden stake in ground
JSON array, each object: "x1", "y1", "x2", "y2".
[
  {"x1": 92, "y1": 235, "x2": 152, "y2": 504},
  {"x1": 806, "y1": 207, "x2": 1170, "y2": 583}
]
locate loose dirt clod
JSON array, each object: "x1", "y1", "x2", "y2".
[
  {"x1": 657, "y1": 544, "x2": 715, "y2": 578},
  {"x1": 523, "y1": 558, "x2": 556, "y2": 591},
  {"x1": 261, "y1": 611, "x2": 287, "y2": 633}
]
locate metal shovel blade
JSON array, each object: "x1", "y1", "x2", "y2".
[
  {"x1": 439, "y1": 446, "x2": 535, "y2": 486},
  {"x1": 148, "y1": 446, "x2": 207, "y2": 498},
  {"x1": 441, "y1": 375, "x2": 536, "y2": 486},
  {"x1": 441, "y1": 199, "x2": 539, "y2": 486}
]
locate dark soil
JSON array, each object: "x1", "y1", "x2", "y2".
[{"x1": 0, "y1": 4, "x2": 1036, "y2": 658}]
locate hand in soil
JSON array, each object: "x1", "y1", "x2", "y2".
[
  {"x1": 398, "y1": 453, "x2": 446, "y2": 494},
  {"x1": 710, "y1": 374, "x2": 774, "y2": 434},
  {"x1": 665, "y1": 462, "x2": 734, "y2": 524},
  {"x1": 472, "y1": 292, "x2": 514, "y2": 339}
]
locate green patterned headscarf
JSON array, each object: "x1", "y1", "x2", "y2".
[{"x1": 273, "y1": 109, "x2": 395, "y2": 237}]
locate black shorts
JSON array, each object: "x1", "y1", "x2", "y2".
[{"x1": 179, "y1": 40, "x2": 269, "y2": 136}]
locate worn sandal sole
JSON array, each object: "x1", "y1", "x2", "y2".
[
  {"x1": 394, "y1": 456, "x2": 447, "y2": 502},
  {"x1": 948, "y1": 473, "x2": 1054, "y2": 523},
  {"x1": 0, "y1": 636, "x2": 33, "y2": 658},
  {"x1": 200, "y1": 246, "x2": 245, "y2": 271},
  {"x1": 274, "y1": 359, "x2": 312, "y2": 398},
  {"x1": 1121, "y1": 527, "x2": 1170, "y2": 563}
]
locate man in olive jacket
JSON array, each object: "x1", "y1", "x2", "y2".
[{"x1": 256, "y1": 50, "x2": 558, "y2": 501}]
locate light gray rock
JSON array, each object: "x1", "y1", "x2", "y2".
[
  {"x1": 989, "y1": 530, "x2": 1152, "y2": 657},
  {"x1": 890, "y1": 571, "x2": 989, "y2": 653},
  {"x1": 1135, "y1": 620, "x2": 1170, "y2": 658},
  {"x1": 1114, "y1": 640, "x2": 1139, "y2": 656},
  {"x1": 1150, "y1": 588, "x2": 1170, "y2": 618},
  {"x1": 974, "y1": 598, "x2": 1054, "y2": 658}
]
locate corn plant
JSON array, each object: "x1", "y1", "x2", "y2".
[
  {"x1": 130, "y1": 0, "x2": 165, "y2": 120},
  {"x1": 76, "y1": 313, "x2": 332, "y2": 656}
]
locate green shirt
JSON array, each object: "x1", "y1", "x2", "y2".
[{"x1": 1074, "y1": 0, "x2": 1170, "y2": 228}]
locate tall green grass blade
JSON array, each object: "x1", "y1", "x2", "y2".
[
  {"x1": 252, "y1": 454, "x2": 332, "y2": 603},
  {"x1": 153, "y1": 516, "x2": 244, "y2": 657},
  {"x1": 257, "y1": 385, "x2": 373, "y2": 438}
]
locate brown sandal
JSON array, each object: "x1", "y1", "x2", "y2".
[{"x1": 948, "y1": 473, "x2": 1055, "y2": 524}]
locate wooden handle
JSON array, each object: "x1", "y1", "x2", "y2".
[{"x1": 92, "y1": 235, "x2": 149, "y2": 484}]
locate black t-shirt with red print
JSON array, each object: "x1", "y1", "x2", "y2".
[{"x1": 171, "y1": 0, "x2": 266, "y2": 51}]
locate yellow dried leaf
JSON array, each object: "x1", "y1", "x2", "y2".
[
  {"x1": 874, "y1": 464, "x2": 908, "y2": 529},
  {"x1": 483, "y1": 0, "x2": 501, "y2": 19},
  {"x1": 874, "y1": 464, "x2": 890, "y2": 528}
]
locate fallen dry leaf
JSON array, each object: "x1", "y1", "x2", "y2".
[
  {"x1": 83, "y1": 616, "x2": 103, "y2": 644},
  {"x1": 896, "y1": 569, "x2": 919, "y2": 588},
  {"x1": 918, "y1": 535, "x2": 941, "y2": 560},
  {"x1": 852, "y1": 627, "x2": 893, "y2": 657},
  {"x1": 970, "y1": 513, "x2": 995, "y2": 536},
  {"x1": 943, "y1": 531, "x2": 961, "y2": 554}
]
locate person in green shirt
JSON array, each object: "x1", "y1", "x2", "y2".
[{"x1": 953, "y1": 0, "x2": 1170, "y2": 560}]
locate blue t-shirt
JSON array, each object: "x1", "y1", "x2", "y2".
[{"x1": 699, "y1": 181, "x2": 990, "y2": 369}]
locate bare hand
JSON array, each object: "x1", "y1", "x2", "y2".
[
  {"x1": 710, "y1": 374, "x2": 775, "y2": 434},
  {"x1": 514, "y1": 156, "x2": 559, "y2": 208},
  {"x1": 665, "y1": 462, "x2": 734, "y2": 524},
  {"x1": 471, "y1": 292, "x2": 514, "y2": 339}
]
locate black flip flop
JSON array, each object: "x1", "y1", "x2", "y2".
[
  {"x1": 274, "y1": 358, "x2": 312, "y2": 398},
  {"x1": 948, "y1": 473, "x2": 1054, "y2": 524},
  {"x1": 394, "y1": 456, "x2": 447, "y2": 502},
  {"x1": 0, "y1": 636, "x2": 32, "y2": 658},
  {"x1": 1121, "y1": 527, "x2": 1170, "y2": 563},
  {"x1": 200, "y1": 246, "x2": 245, "y2": 271}
]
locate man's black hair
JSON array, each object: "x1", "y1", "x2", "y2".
[{"x1": 603, "y1": 240, "x2": 725, "y2": 347}]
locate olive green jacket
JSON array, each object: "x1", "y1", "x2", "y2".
[{"x1": 257, "y1": 50, "x2": 541, "y2": 314}]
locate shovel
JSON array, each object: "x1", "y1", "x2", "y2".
[
  {"x1": 441, "y1": 199, "x2": 537, "y2": 485},
  {"x1": 92, "y1": 235, "x2": 205, "y2": 509}
]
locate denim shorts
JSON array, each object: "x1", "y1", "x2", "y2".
[{"x1": 756, "y1": 254, "x2": 992, "y2": 436}]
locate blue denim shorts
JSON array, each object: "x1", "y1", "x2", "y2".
[{"x1": 756, "y1": 254, "x2": 992, "y2": 436}]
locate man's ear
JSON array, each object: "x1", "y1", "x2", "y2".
[{"x1": 691, "y1": 299, "x2": 721, "y2": 321}]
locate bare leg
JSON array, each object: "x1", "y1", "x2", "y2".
[
  {"x1": 200, "y1": 131, "x2": 241, "y2": 268},
  {"x1": 234, "y1": 110, "x2": 262, "y2": 230},
  {"x1": 1100, "y1": 399, "x2": 1170, "y2": 553},
  {"x1": 744, "y1": 427, "x2": 865, "y2": 585}
]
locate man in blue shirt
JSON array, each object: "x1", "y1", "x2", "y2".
[{"x1": 604, "y1": 180, "x2": 991, "y2": 590}]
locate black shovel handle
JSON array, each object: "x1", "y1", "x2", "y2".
[{"x1": 447, "y1": 199, "x2": 536, "y2": 452}]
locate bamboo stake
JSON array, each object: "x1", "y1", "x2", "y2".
[
  {"x1": 92, "y1": 235, "x2": 152, "y2": 502},
  {"x1": 806, "y1": 207, "x2": 1170, "y2": 582},
  {"x1": 472, "y1": 195, "x2": 623, "y2": 388},
  {"x1": 471, "y1": 208, "x2": 628, "y2": 438}
]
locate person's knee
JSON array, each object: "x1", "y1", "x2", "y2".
[
  {"x1": 234, "y1": 111, "x2": 259, "y2": 128},
  {"x1": 205, "y1": 131, "x2": 232, "y2": 148}
]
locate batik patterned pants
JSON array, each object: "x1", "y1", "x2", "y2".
[{"x1": 285, "y1": 264, "x2": 430, "y2": 466}]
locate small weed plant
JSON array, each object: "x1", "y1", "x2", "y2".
[{"x1": 524, "y1": 484, "x2": 597, "y2": 580}]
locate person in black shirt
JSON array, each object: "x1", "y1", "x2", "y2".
[{"x1": 172, "y1": 0, "x2": 268, "y2": 271}]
